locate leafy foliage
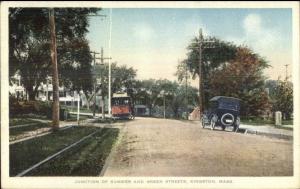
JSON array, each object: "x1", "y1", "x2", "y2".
[
  {"x1": 181, "y1": 32, "x2": 272, "y2": 116},
  {"x1": 130, "y1": 79, "x2": 198, "y2": 117},
  {"x1": 209, "y1": 47, "x2": 270, "y2": 116},
  {"x1": 272, "y1": 80, "x2": 293, "y2": 119},
  {"x1": 9, "y1": 8, "x2": 99, "y2": 100}
]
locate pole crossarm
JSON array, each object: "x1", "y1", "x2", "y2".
[{"x1": 189, "y1": 28, "x2": 217, "y2": 119}]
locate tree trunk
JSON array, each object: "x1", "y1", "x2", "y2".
[
  {"x1": 49, "y1": 8, "x2": 60, "y2": 131},
  {"x1": 25, "y1": 85, "x2": 37, "y2": 101}
]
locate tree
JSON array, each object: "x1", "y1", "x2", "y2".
[
  {"x1": 265, "y1": 79, "x2": 279, "y2": 99},
  {"x1": 131, "y1": 79, "x2": 198, "y2": 118},
  {"x1": 89, "y1": 62, "x2": 137, "y2": 113},
  {"x1": 9, "y1": 8, "x2": 99, "y2": 100},
  {"x1": 209, "y1": 47, "x2": 270, "y2": 116},
  {"x1": 272, "y1": 80, "x2": 293, "y2": 120},
  {"x1": 9, "y1": 8, "x2": 51, "y2": 100},
  {"x1": 184, "y1": 37, "x2": 237, "y2": 109}
]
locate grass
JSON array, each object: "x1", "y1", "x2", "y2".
[
  {"x1": 62, "y1": 106, "x2": 94, "y2": 114},
  {"x1": 11, "y1": 114, "x2": 49, "y2": 120},
  {"x1": 282, "y1": 120, "x2": 293, "y2": 125},
  {"x1": 9, "y1": 126, "x2": 100, "y2": 176},
  {"x1": 274, "y1": 125, "x2": 293, "y2": 131},
  {"x1": 240, "y1": 118, "x2": 274, "y2": 126},
  {"x1": 27, "y1": 128, "x2": 119, "y2": 176},
  {"x1": 9, "y1": 118, "x2": 42, "y2": 126},
  {"x1": 65, "y1": 114, "x2": 93, "y2": 122},
  {"x1": 241, "y1": 117, "x2": 293, "y2": 126},
  {"x1": 9, "y1": 123, "x2": 50, "y2": 137},
  {"x1": 92, "y1": 117, "x2": 135, "y2": 124},
  {"x1": 92, "y1": 117, "x2": 117, "y2": 124}
]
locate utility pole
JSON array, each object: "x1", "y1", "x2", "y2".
[
  {"x1": 108, "y1": 8, "x2": 113, "y2": 117},
  {"x1": 90, "y1": 51, "x2": 100, "y2": 117},
  {"x1": 100, "y1": 47, "x2": 111, "y2": 119},
  {"x1": 193, "y1": 29, "x2": 216, "y2": 119},
  {"x1": 49, "y1": 8, "x2": 60, "y2": 131},
  {"x1": 284, "y1": 64, "x2": 289, "y2": 82},
  {"x1": 185, "y1": 61, "x2": 189, "y2": 120}
]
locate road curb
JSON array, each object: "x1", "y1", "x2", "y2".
[
  {"x1": 245, "y1": 129, "x2": 293, "y2": 140},
  {"x1": 99, "y1": 125, "x2": 126, "y2": 176}
]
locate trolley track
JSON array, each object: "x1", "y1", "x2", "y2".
[
  {"x1": 28, "y1": 128, "x2": 118, "y2": 176},
  {"x1": 10, "y1": 126, "x2": 119, "y2": 177}
]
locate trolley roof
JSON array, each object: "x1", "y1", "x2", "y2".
[{"x1": 112, "y1": 92, "x2": 129, "y2": 98}]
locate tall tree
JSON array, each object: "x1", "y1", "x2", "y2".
[
  {"x1": 9, "y1": 8, "x2": 99, "y2": 100},
  {"x1": 184, "y1": 37, "x2": 237, "y2": 109},
  {"x1": 209, "y1": 47, "x2": 270, "y2": 116}
]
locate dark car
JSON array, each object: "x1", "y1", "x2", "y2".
[{"x1": 201, "y1": 96, "x2": 241, "y2": 132}]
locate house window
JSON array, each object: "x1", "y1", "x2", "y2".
[{"x1": 59, "y1": 91, "x2": 66, "y2": 97}]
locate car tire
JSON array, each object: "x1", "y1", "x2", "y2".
[{"x1": 220, "y1": 113, "x2": 235, "y2": 127}]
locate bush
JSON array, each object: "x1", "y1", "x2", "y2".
[{"x1": 9, "y1": 96, "x2": 52, "y2": 117}]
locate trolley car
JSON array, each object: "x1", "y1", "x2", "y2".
[{"x1": 111, "y1": 92, "x2": 134, "y2": 119}]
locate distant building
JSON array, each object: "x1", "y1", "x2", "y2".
[
  {"x1": 9, "y1": 74, "x2": 88, "y2": 106},
  {"x1": 134, "y1": 104, "x2": 149, "y2": 116}
]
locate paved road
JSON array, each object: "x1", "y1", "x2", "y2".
[{"x1": 103, "y1": 117, "x2": 293, "y2": 176}]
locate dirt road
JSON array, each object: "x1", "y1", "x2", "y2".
[{"x1": 103, "y1": 117, "x2": 293, "y2": 176}]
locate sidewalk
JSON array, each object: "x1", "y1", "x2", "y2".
[
  {"x1": 69, "y1": 112, "x2": 110, "y2": 118},
  {"x1": 239, "y1": 124, "x2": 293, "y2": 140}
]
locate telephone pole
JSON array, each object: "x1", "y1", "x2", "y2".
[
  {"x1": 49, "y1": 8, "x2": 60, "y2": 130},
  {"x1": 184, "y1": 60, "x2": 189, "y2": 120},
  {"x1": 193, "y1": 29, "x2": 216, "y2": 118},
  {"x1": 284, "y1": 64, "x2": 289, "y2": 81},
  {"x1": 90, "y1": 51, "x2": 100, "y2": 117},
  {"x1": 100, "y1": 47, "x2": 112, "y2": 119}
]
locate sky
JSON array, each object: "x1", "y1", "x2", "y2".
[{"x1": 86, "y1": 8, "x2": 293, "y2": 87}]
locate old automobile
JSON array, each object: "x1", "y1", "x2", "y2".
[{"x1": 201, "y1": 96, "x2": 241, "y2": 132}]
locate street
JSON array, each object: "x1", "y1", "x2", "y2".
[{"x1": 103, "y1": 117, "x2": 293, "y2": 176}]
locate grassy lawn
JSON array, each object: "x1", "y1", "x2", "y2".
[
  {"x1": 282, "y1": 120, "x2": 293, "y2": 125},
  {"x1": 10, "y1": 126, "x2": 100, "y2": 176},
  {"x1": 241, "y1": 117, "x2": 293, "y2": 129},
  {"x1": 11, "y1": 114, "x2": 49, "y2": 120},
  {"x1": 27, "y1": 128, "x2": 119, "y2": 176},
  {"x1": 274, "y1": 125, "x2": 293, "y2": 131},
  {"x1": 62, "y1": 106, "x2": 94, "y2": 114},
  {"x1": 241, "y1": 118, "x2": 274, "y2": 126},
  {"x1": 92, "y1": 117, "x2": 117, "y2": 124},
  {"x1": 9, "y1": 118, "x2": 43, "y2": 126},
  {"x1": 65, "y1": 114, "x2": 93, "y2": 122},
  {"x1": 9, "y1": 123, "x2": 50, "y2": 137}
]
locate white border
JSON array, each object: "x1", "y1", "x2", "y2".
[{"x1": 1, "y1": 1, "x2": 299, "y2": 189}]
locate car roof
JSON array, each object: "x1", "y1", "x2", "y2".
[{"x1": 209, "y1": 96, "x2": 241, "y2": 103}]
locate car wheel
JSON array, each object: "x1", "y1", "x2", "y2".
[{"x1": 220, "y1": 113, "x2": 235, "y2": 127}]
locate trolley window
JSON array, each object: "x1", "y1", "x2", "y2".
[{"x1": 112, "y1": 97, "x2": 130, "y2": 106}]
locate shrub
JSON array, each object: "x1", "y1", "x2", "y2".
[{"x1": 9, "y1": 96, "x2": 52, "y2": 118}]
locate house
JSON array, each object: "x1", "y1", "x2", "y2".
[{"x1": 9, "y1": 74, "x2": 84, "y2": 106}]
